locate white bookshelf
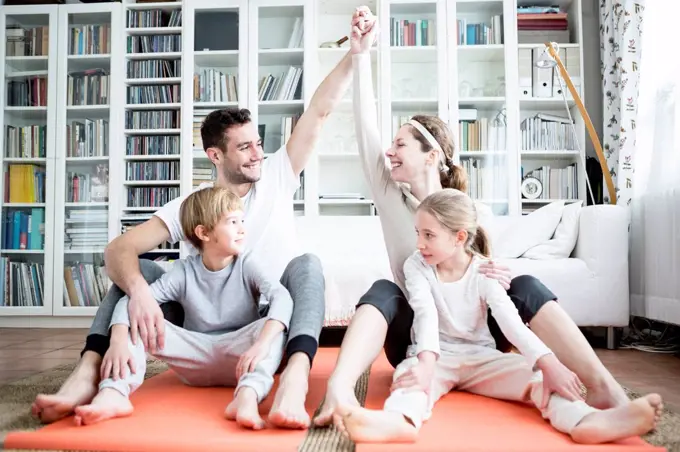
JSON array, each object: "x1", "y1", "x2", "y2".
[{"x1": 0, "y1": 0, "x2": 588, "y2": 325}]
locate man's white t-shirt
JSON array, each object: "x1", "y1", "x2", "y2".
[{"x1": 154, "y1": 146, "x2": 301, "y2": 282}]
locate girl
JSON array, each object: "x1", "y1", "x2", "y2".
[
  {"x1": 338, "y1": 188, "x2": 663, "y2": 444},
  {"x1": 315, "y1": 8, "x2": 630, "y2": 426}
]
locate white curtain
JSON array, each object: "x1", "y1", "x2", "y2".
[{"x1": 629, "y1": 0, "x2": 680, "y2": 325}]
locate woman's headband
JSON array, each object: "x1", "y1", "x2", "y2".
[{"x1": 407, "y1": 119, "x2": 448, "y2": 168}]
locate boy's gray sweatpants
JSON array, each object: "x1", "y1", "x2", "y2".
[
  {"x1": 86, "y1": 253, "x2": 325, "y2": 363},
  {"x1": 100, "y1": 318, "x2": 285, "y2": 402}
]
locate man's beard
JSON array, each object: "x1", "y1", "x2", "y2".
[{"x1": 223, "y1": 166, "x2": 260, "y2": 184}]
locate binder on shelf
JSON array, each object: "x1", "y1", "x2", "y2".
[
  {"x1": 518, "y1": 48, "x2": 533, "y2": 98},
  {"x1": 552, "y1": 47, "x2": 567, "y2": 97},
  {"x1": 532, "y1": 48, "x2": 553, "y2": 98}
]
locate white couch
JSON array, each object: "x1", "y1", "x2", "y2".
[{"x1": 295, "y1": 203, "x2": 631, "y2": 346}]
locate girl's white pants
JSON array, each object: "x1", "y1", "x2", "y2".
[{"x1": 384, "y1": 345, "x2": 598, "y2": 434}]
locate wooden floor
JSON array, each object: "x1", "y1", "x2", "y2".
[{"x1": 1, "y1": 328, "x2": 679, "y2": 412}]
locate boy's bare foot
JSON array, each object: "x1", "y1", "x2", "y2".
[
  {"x1": 571, "y1": 394, "x2": 663, "y2": 444},
  {"x1": 73, "y1": 388, "x2": 134, "y2": 426},
  {"x1": 225, "y1": 387, "x2": 265, "y2": 430},
  {"x1": 31, "y1": 353, "x2": 100, "y2": 423},
  {"x1": 268, "y1": 354, "x2": 311, "y2": 429},
  {"x1": 313, "y1": 384, "x2": 360, "y2": 429},
  {"x1": 585, "y1": 378, "x2": 630, "y2": 409},
  {"x1": 339, "y1": 404, "x2": 417, "y2": 443}
]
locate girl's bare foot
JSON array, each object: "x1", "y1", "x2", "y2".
[
  {"x1": 32, "y1": 354, "x2": 100, "y2": 423},
  {"x1": 73, "y1": 388, "x2": 133, "y2": 426},
  {"x1": 339, "y1": 404, "x2": 417, "y2": 443},
  {"x1": 225, "y1": 387, "x2": 265, "y2": 430},
  {"x1": 571, "y1": 394, "x2": 663, "y2": 444}
]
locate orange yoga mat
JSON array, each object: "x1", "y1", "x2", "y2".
[
  {"x1": 357, "y1": 353, "x2": 666, "y2": 452},
  {"x1": 4, "y1": 348, "x2": 339, "y2": 452}
]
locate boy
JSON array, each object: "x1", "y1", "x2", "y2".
[{"x1": 72, "y1": 186, "x2": 294, "y2": 430}]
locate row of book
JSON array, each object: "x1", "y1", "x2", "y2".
[
  {"x1": 193, "y1": 69, "x2": 238, "y2": 103},
  {"x1": 67, "y1": 69, "x2": 109, "y2": 106},
  {"x1": 258, "y1": 67, "x2": 303, "y2": 101},
  {"x1": 6, "y1": 25, "x2": 49, "y2": 57},
  {"x1": 126, "y1": 35, "x2": 181, "y2": 54},
  {"x1": 127, "y1": 59, "x2": 181, "y2": 79},
  {"x1": 460, "y1": 157, "x2": 508, "y2": 200},
  {"x1": 456, "y1": 16, "x2": 503, "y2": 45},
  {"x1": 126, "y1": 135, "x2": 180, "y2": 156},
  {"x1": 126, "y1": 161, "x2": 180, "y2": 181},
  {"x1": 6, "y1": 77, "x2": 47, "y2": 107},
  {"x1": 4, "y1": 125, "x2": 47, "y2": 159},
  {"x1": 63, "y1": 262, "x2": 110, "y2": 307},
  {"x1": 4, "y1": 164, "x2": 46, "y2": 204},
  {"x1": 64, "y1": 209, "x2": 108, "y2": 249},
  {"x1": 520, "y1": 114, "x2": 577, "y2": 151},
  {"x1": 125, "y1": 110, "x2": 180, "y2": 130},
  {"x1": 68, "y1": 24, "x2": 110, "y2": 56},
  {"x1": 127, "y1": 84, "x2": 180, "y2": 104},
  {"x1": 126, "y1": 9, "x2": 182, "y2": 29},
  {"x1": 1, "y1": 258, "x2": 44, "y2": 307},
  {"x1": 459, "y1": 119, "x2": 508, "y2": 152},
  {"x1": 66, "y1": 119, "x2": 109, "y2": 158},
  {"x1": 2, "y1": 208, "x2": 44, "y2": 251},
  {"x1": 66, "y1": 167, "x2": 109, "y2": 203},
  {"x1": 390, "y1": 19, "x2": 435, "y2": 47},
  {"x1": 127, "y1": 186, "x2": 180, "y2": 208}
]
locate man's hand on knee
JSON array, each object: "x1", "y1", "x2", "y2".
[{"x1": 128, "y1": 283, "x2": 165, "y2": 353}]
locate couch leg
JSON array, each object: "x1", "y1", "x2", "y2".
[{"x1": 606, "y1": 327, "x2": 618, "y2": 350}]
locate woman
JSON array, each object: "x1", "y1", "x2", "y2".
[{"x1": 313, "y1": 9, "x2": 629, "y2": 427}]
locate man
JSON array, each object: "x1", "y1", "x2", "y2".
[{"x1": 31, "y1": 49, "x2": 355, "y2": 430}]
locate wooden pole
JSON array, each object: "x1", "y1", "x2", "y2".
[{"x1": 545, "y1": 42, "x2": 617, "y2": 205}]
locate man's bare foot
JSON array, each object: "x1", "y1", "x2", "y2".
[
  {"x1": 571, "y1": 394, "x2": 663, "y2": 444},
  {"x1": 225, "y1": 387, "x2": 266, "y2": 430},
  {"x1": 268, "y1": 354, "x2": 311, "y2": 429},
  {"x1": 338, "y1": 404, "x2": 417, "y2": 443},
  {"x1": 585, "y1": 378, "x2": 630, "y2": 409},
  {"x1": 31, "y1": 353, "x2": 100, "y2": 423},
  {"x1": 73, "y1": 388, "x2": 133, "y2": 426},
  {"x1": 313, "y1": 384, "x2": 360, "y2": 429}
]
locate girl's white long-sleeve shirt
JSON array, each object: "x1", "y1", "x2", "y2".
[
  {"x1": 403, "y1": 251, "x2": 554, "y2": 369},
  {"x1": 351, "y1": 52, "x2": 493, "y2": 294}
]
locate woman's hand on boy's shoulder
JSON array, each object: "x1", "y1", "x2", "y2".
[{"x1": 478, "y1": 259, "x2": 512, "y2": 290}]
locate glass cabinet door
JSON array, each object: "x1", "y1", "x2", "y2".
[{"x1": 0, "y1": 8, "x2": 57, "y2": 315}]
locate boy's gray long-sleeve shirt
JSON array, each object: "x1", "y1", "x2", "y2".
[{"x1": 111, "y1": 254, "x2": 294, "y2": 335}]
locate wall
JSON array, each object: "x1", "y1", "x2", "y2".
[{"x1": 581, "y1": 0, "x2": 601, "y2": 159}]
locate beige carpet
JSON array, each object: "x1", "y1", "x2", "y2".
[{"x1": 0, "y1": 360, "x2": 678, "y2": 452}]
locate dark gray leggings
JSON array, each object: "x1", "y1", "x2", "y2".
[
  {"x1": 83, "y1": 253, "x2": 326, "y2": 364},
  {"x1": 356, "y1": 275, "x2": 558, "y2": 368}
]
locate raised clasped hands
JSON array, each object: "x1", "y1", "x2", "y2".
[{"x1": 350, "y1": 6, "x2": 378, "y2": 54}]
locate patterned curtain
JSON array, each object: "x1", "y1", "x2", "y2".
[{"x1": 599, "y1": 0, "x2": 645, "y2": 205}]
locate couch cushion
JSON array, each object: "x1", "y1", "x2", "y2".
[
  {"x1": 523, "y1": 201, "x2": 583, "y2": 259},
  {"x1": 492, "y1": 201, "x2": 566, "y2": 258}
]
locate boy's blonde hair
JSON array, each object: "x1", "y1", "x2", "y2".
[
  {"x1": 417, "y1": 188, "x2": 491, "y2": 258},
  {"x1": 179, "y1": 186, "x2": 243, "y2": 250}
]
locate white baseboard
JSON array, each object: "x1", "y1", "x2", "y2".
[{"x1": 0, "y1": 316, "x2": 94, "y2": 328}]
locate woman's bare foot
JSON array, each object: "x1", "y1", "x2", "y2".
[
  {"x1": 268, "y1": 354, "x2": 311, "y2": 429},
  {"x1": 225, "y1": 387, "x2": 265, "y2": 430},
  {"x1": 313, "y1": 384, "x2": 360, "y2": 429},
  {"x1": 73, "y1": 388, "x2": 134, "y2": 426},
  {"x1": 339, "y1": 404, "x2": 417, "y2": 443},
  {"x1": 585, "y1": 378, "x2": 630, "y2": 409},
  {"x1": 31, "y1": 353, "x2": 100, "y2": 423},
  {"x1": 571, "y1": 394, "x2": 663, "y2": 444}
]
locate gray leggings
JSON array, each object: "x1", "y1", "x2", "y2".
[{"x1": 84, "y1": 253, "x2": 326, "y2": 364}]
